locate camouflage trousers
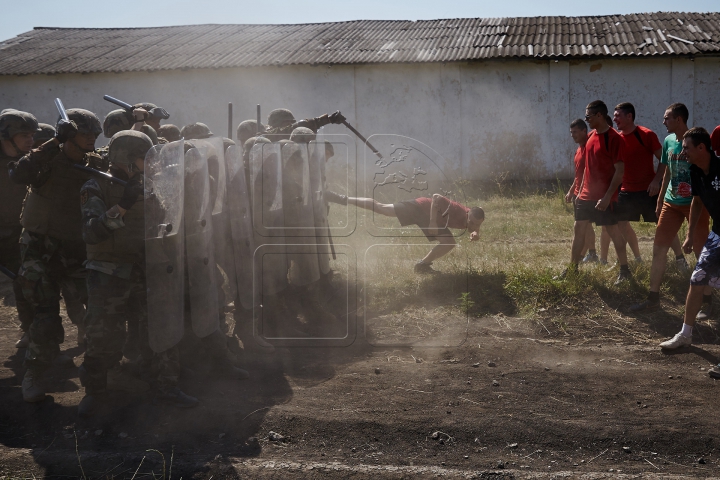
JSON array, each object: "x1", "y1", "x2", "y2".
[
  {"x1": 81, "y1": 268, "x2": 180, "y2": 395},
  {"x1": 19, "y1": 230, "x2": 87, "y2": 374},
  {"x1": 0, "y1": 226, "x2": 33, "y2": 332}
]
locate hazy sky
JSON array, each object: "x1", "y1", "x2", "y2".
[{"x1": 1, "y1": 0, "x2": 718, "y2": 42}]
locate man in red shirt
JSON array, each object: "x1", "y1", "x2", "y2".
[
  {"x1": 334, "y1": 194, "x2": 484, "y2": 273},
  {"x1": 564, "y1": 100, "x2": 630, "y2": 284},
  {"x1": 565, "y1": 118, "x2": 597, "y2": 262}
]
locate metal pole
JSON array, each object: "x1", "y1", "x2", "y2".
[
  {"x1": 228, "y1": 103, "x2": 233, "y2": 139},
  {"x1": 341, "y1": 120, "x2": 383, "y2": 160},
  {"x1": 256, "y1": 104, "x2": 261, "y2": 134}
]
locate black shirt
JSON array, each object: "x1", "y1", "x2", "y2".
[{"x1": 690, "y1": 152, "x2": 720, "y2": 234}]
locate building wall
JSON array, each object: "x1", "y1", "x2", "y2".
[{"x1": 1, "y1": 56, "x2": 718, "y2": 185}]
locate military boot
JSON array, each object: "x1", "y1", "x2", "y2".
[
  {"x1": 107, "y1": 365, "x2": 150, "y2": 393},
  {"x1": 54, "y1": 353, "x2": 76, "y2": 368},
  {"x1": 215, "y1": 354, "x2": 250, "y2": 380},
  {"x1": 15, "y1": 332, "x2": 29, "y2": 349},
  {"x1": 154, "y1": 388, "x2": 199, "y2": 408},
  {"x1": 22, "y1": 370, "x2": 46, "y2": 403}
]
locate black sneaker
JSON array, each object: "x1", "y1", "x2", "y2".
[
  {"x1": 614, "y1": 269, "x2": 633, "y2": 285},
  {"x1": 708, "y1": 364, "x2": 720, "y2": 379},
  {"x1": 154, "y1": 388, "x2": 199, "y2": 408},
  {"x1": 414, "y1": 261, "x2": 438, "y2": 274},
  {"x1": 629, "y1": 298, "x2": 660, "y2": 312}
]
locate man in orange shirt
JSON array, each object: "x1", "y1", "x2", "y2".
[{"x1": 565, "y1": 118, "x2": 597, "y2": 262}]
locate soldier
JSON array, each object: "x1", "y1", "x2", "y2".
[
  {"x1": 264, "y1": 108, "x2": 346, "y2": 141},
  {"x1": 33, "y1": 123, "x2": 56, "y2": 148},
  {"x1": 104, "y1": 108, "x2": 161, "y2": 145},
  {"x1": 157, "y1": 124, "x2": 181, "y2": 143},
  {"x1": 0, "y1": 110, "x2": 39, "y2": 350},
  {"x1": 77, "y1": 129, "x2": 199, "y2": 416},
  {"x1": 8, "y1": 108, "x2": 100, "y2": 402},
  {"x1": 237, "y1": 119, "x2": 264, "y2": 148}
]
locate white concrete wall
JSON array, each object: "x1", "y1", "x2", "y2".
[{"x1": 1, "y1": 56, "x2": 718, "y2": 182}]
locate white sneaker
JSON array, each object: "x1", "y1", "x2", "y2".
[
  {"x1": 659, "y1": 333, "x2": 692, "y2": 350},
  {"x1": 676, "y1": 257, "x2": 689, "y2": 271}
]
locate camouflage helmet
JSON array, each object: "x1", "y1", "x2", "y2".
[
  {"x1": 139, "y1": 124, "x2": 159, "y2": 145},
  {"x1": 237, "y1": 119, "x2": 264, "y2": 145},
  {"x1": 0, "y1": 110, "x2": 40, "y2": 140},
  {"x1": 107, "y1": 130, "x2": 153, "y2": 165},
  {"x1": 181, "y1": 122, "x2": 213, "y2": 140},
  {"x1": 267, "y1": 109, "x2": 295, "y2": 129},
  {"x1": 66, "y1": 108, "x2": 102, "y2": 136},
  {"x1": 133, "y1": 102, "x2": 170, "y2": 120},
  {"x1": 222, "y1": 137, "x2": 236, "y2": 151},
  {"x1": 290, "y1": 127, "x2": 316, "y2": 144},
  {"x1": 157, "y1": 124, "x2": 181, "y2": 142},
  {"x1": 34, "y1": 123, "x2": 56, "y2": 144},
  {"x1": 103, "y1": 109, "x2": 133, "y2": 138}
]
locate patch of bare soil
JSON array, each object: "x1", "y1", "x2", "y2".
[{"x1": 1, "y1": 276, "x2": 720, "y2": 479}]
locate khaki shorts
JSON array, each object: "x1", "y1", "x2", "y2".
[{"x1": 654, "y1": 202, "x2": 709, "y2": 256}]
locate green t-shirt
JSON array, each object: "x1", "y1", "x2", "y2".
[{"x1": 661, "y1": 133, "x2": 693, "y2": 206}]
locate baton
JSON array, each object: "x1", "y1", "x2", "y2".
[
  {"x1": 0, "y1": 264, "x2": 17, "y2": 281},
  {"x1": 228, "y1": 103, "x2": 233, "y2": 140},
  {"x1": 71, "y1": 164, "x2": 128, "y2": 187},
  {"x1": 340, "y1": 120, "x2": 383, "y2": 160},
  {"x1": 256, "y1": 104, "x2": 261, "y2": 135},
  {"x1": 103, "y1": 95, "x2": 134, "y2": 111},
  {"x1": 55, "y1": 98, "x2": 69, "y2": 122}
]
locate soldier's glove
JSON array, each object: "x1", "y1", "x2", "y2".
[
  {"x1": 328, "y1": 111, "x2": 346, "y2": 124},
  {"x1": 55, "y1": 119, "x2": 78, "y2": 143},
  {"x1": 118, "y1": 174, "x2": 144, "y2": 210}
]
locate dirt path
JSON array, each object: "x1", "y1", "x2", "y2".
[{"x1": 1, "y1": 277, "x2": 720, "y2": 479}]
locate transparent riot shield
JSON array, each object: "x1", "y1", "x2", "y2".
[
  {"x1": 184, "y1": 147, "x2": 220, "y2": 339},
  {"x1": 192, "y1": 137, "x2": 238, "y2": 308},
  {"x1": 225, "y1": 144, "x2": 254, "y2": 310},
  {"x1": 281, "y1": 141, "x2": 320, "y2": 287},
  {"x1": 249, "y1": 141, "x2": 287, "y2": 296},
  {"x1": 361, "y1": 135, "x2": 469, "y2": 347},
  {"x1": 308, "y1": 134, "x2": 331, "y2": 276},
  {"x1": 144, "y1": 139, "x2": 185, "y2": 353}
]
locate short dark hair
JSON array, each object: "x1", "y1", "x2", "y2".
[
  {"x1": 586, "y1": 100, "x2": 608, "y2": 116},
  {"x1": 683, "y1": 127, "x2": 712, "y2": 152},
  {"x1": 570, "y1": 119, "x2": 587, "y2": 131},
  {"x1": 667, "y1": 103, "x2": 689, "y2": 124},
  {"x1": 615, "y1": 102, "x2": 635, "y2": 121},
  {"x1": 470, "y1": 207, "x2": 484, "y2": 221}
]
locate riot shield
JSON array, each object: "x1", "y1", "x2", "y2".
[
  {"x1": 225, "y1": 144, "x2": 255, "y2": 310},
  {"x1": 144, "y1": 139, "x2": 185, "y2": 353},
  {"x1": 308, "y1": 134, "x2": 331, "y2": 275},
  {"x1": 281, "y1": 141, "x2": 320, "y2": 287},
  {"x1": 184, "y1": 147, "x2": 220, "y2": 339},
  {"x1": 192, "y1": 137, "x2": 238, "y2": 307},
  {"x1": 249, "y1": 142, "x2": 287, "y2": 296}
]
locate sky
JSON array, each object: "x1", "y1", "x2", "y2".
[{"x1": 1, "y1": 0, "x2": 718, "y2": 42}]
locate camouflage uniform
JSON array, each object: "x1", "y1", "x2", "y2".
[{"x1": 8, "y1": 109, "x2": 99, "y2": 375}]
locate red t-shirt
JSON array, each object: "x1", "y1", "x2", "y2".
[
  {"x1": 414, "y1": 196, "x2": 469, "y2": 229},
  {"x1": 578, "y1": 128, "x2": 624, "y2": 202},
  {"x1": 573, "y1": 143, "x2": 586, "y2": 196},
  {"x1": 711, "y1": 125, "x2": 720, "y2": 157},
  {"x1": 619, "y1": 125, "x2": 661, "y2": 192}
]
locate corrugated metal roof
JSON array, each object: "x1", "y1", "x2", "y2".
[{"x1": 0, "y1": 12, "x2": 718, "y2": 75}]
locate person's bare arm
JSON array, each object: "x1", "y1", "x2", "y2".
[
  {"x1": 647, "y1": 148, "x2": 664, "y2": 196},
  {"x1": 596, "y1": 162, "x2": 624, "y2": 211},
  {"x1": 656, "y1": 166, "x2": 671, "y2": 218},
  {"x1": 565, "y1": 179, "x2": 577, "y2": 203},
  {"x1": 683, "y1": 196, "x2": 703, "y2": 254}
]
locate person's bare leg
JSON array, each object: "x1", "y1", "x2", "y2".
[
  {"x1": 420, "y1": 235, "x2": 456, "y2": 264},
  {"x1": 346, "y1": 197, "x2": 395, "y2": 216},
  {"x1": 582, "y1": 223, "x2": 595, "y2": 257},
  {"x1": 649, "y1": 244, "x2": 671, "y2": 293},
  {"x1": 605, "y1": 224, "x2": 628, "y2": 266},
  {"x1": 670, "y1": 235, "x2": 683, "y2": 257},
  {"x1": 619, "y1": 221, "x2": 641, "y2": 260},
  {"x1": 600, "y1": 226, "x2": 610, "y2": 263},
  {"x1": 570, "y1": 220, "x2": 589, "y2": 265}
]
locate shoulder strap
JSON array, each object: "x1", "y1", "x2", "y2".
[{"x1": 633, "y1": 129, "x2": 644, "y2": 147}]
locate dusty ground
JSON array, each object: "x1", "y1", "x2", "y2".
[{"x1": 2, "y1": 265, "x2": 720, "y2": 480}]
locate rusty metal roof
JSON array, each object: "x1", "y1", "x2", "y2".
[{"x1": 0, "y1": 12, "x2": 719, "y2": 75}]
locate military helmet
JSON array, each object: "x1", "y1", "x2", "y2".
[
  {"x1": 157, "y1": 124, "x2": 181, "y2": 142},
  {"x1": 139, "y1": 124, "x2": 159, "y2": 145},
  {"x1": 181, "y1": 122, "x2": 213, "y2": 140},
  {"x1": 267, "y1": 109, "x2": 295, "y2": 129},
  {"x1": 0, "y1": 110, "x2": 40, "y2": 140},
  {"x1": 103, "y1": 109, "x2": 133, "y2": 138},
  {"x1": 107, "y1": 130, "x2": 153, "y2": 165},
  {"x1": 66, "y1": 108, "x2": 102, "y2": 136},
  {"x1": 34, "y1": 123, "x2": 56, "y2": 144},
  {"x1": 237, "y1": 119, "x2": 263, "y2": 145},
  {"x1": 133, "y1": 102, "x2": 170, "y2": 120},
  {"x1": 290, "y1": 127, "x2": 316, "y2": 144}
]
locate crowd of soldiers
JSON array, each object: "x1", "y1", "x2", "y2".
[{"x1": 0, "y1": 102, "x2": 348, "y2": 417}]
